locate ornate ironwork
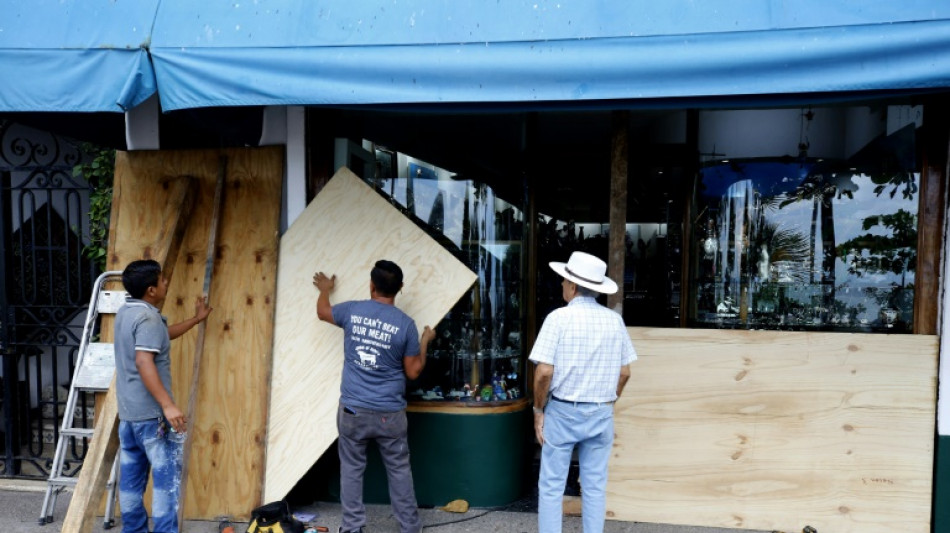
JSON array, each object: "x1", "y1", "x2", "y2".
[{"x1": 1, "y1": 119, "x2": 96, "y2": 478}]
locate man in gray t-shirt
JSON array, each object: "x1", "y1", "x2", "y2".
[
  {"x1": 114, "y1": 259, "x2": 211, "y2": 533},
  {"x1": 314, "y1": 260, "x2": 434, "y2": 533}
]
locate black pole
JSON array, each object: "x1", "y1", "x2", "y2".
[{"x1": 0, "y1": 169, "x2": 15, "y2": 476}]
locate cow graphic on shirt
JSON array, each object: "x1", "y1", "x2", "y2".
[{"x1": 355, "y1": 348, "x2": 377, "y2": 369}]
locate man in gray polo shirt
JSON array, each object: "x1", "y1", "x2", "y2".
[{"x1": 114, "y1": 259, "x2": 212, "y2": 533}]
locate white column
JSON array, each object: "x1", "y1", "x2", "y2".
[
  {"x1": 124, "y1": 94, "x2": 160, "y2": 150},
  {"x1": 261, "y1": 106, "x2": 307, "y2": 232},
  {"x1": 284, "y1": 106, "x2": 307, "y2": 231}
]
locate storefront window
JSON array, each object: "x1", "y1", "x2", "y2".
[
  {"x1": 366, "y1": 148, "x2": 526, "y2": 403},
  {"x1": 535, "y1": 144, "x2": 688, "y2": 328},
  {"x1": 690, "y1": 106, "x2": 920, "y2": 332}
]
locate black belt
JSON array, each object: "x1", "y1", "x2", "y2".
[{"x1": 551, "y1": 395, "x2": 614, "y2": 406}]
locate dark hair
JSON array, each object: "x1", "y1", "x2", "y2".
[
  {"x1": 371, "y1": 260, "x2": 403, "y2": 297},
  {"x1": 122, "y1": 259, "x2": 162, "y2": 299}
]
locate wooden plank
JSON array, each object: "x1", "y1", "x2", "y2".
[
  {"x1": 264, "y1": 167, "x2": 477, "y2": 502},
  {"x1": 914, "y1": 98, "x2": 949, "y2": 334},
  {"x1": 62, "y1": 384, "x2": 121, "y2": 533},
  {"x1": 607, "y1": 110, "x2": 628, "y2": 313},
  {"x1": 607, "y1": 327, "x2": 938, "y2": 533},
  {"x1": 63, "y1": 169, "x2": 197, "y2": 533},
  {"x1": 178, "y1": 156, "x2": 226, "y2": 531},
  {"x1": 152, "y1": 176, "x2": 199, "y2": 281}
]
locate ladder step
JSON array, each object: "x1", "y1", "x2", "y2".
[
  {"x1": 47, "y1": 476, "x2": 78, "y2": 487},
  {"x1": 60, "y1": 428, "x2": 95, "y2": 438},
  {"x1": 76, "y1": 384, "x2": 111, "y2": 392},
  {"x1": 72, "y1": 342, "x2": 115, "y2": 391}
]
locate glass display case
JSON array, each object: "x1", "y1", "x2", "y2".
[{"x1": 368, "y1": 149, "x2": 526, "y2": 404}]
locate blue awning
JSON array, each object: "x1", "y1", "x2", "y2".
[
  {"x1": 0, "y1": 0, "x2": 158, "y2": 113},
  {"x1": 3, "y1": 1, "x2": 950, "y2": 114},
  {"x1": 148, "y1": 0, "x2": 950, "y2": 111}
]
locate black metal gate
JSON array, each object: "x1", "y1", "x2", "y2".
[{"x1": 0, "y1": 120, "x2": 97, "y2": 478}]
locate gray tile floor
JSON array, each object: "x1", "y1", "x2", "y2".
[{"x1": 2, "y1": 479, "x2": 772, "y2": 533}]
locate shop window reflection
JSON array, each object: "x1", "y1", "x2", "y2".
[
  {"x1": 690, "y1": 154, "x2": 919, "y2": 333},
  {"x1": 366, "y1": 147, "x2": 525, "y2": 403}
]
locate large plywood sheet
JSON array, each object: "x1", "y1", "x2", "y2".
[
  {"x1": 608, "y1": 327, "x2": 938, "y2": 533},
  {"x1": 108, "y1": 148, "x2": 281, "y2": 519},
  {"x1": 265, "y1": 167, "x2": 477, "y2": 501}
]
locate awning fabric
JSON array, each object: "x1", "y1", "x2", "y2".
[
  {"x1": 0, "y1": 1, "x2": 160, "y2": 113},
  {"x1": 3, "y1": 1, "x2": 950, "y2": 113},
  {"x1": 149, "y1": 0, "x2": 950, "y2": 111}
]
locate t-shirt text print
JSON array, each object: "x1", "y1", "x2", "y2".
[
  {"x1": 349, "y1": 314, "x2": 402, "y2": 369},
  {"x1": 332, "y1": 299, "x2": 420, "y2": 411}
]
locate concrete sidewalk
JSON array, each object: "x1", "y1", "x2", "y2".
[{"x1": 2, "y1": 479, "x2": 767, "y2": 533}]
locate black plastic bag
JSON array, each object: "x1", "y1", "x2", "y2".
[{"x1": 246, "y1": 501, "x2": 305, "y2": 533}]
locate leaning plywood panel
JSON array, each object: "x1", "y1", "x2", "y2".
[
  {"x1": 265, "y1": 167, "x2": 477, "y2": 502},
  {"x1": 109, "y1": 148, "x2": 281, "y2": 520},
  {"x1": 608, "y1": 327, "x2": 937, "y2": 533}
]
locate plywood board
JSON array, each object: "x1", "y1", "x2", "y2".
[
  {"x1": 158, "y1": 148, "x2": 281, "y2": 520},
  {"x1": 608, "y1": 327, "x2": 938, "y2": 533},
  {"x1": 90, "y1": 148, "x2": 280, "y2": 521},
  {"x1": 265, "y1": 167, "x2": 477, "y2": 501}
]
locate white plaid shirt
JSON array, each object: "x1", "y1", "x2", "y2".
[{"x1": 529, "y1": 296, "x2": 637, "y2": 403}]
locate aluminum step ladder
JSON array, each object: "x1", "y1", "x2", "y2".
[{"x1": 39, "y1": 271, "x2": 126, "y2": 527}]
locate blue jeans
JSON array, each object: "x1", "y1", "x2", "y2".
[
  {"x1": 538, "y1": 399, "x2": 614, "y2": 533},
  {"x1": 118, "y1": 418, "x2": 185, "y2": 533},
  {"x1": 337, "y1": 403, "x2": 421, "y2": 533}
]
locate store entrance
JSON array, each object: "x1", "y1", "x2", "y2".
[{"x1": 294, "y1": 108, "x2": 697, "y2": 508}]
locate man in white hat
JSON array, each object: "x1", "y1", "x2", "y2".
[{"x1": 529, "y1": 251, "x2": 637, "y2": 533}]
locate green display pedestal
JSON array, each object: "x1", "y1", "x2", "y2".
[
  {"x1": 325, "y1": 400, "x2": 532, "y2": 508},
  {"x1": 936, "y1": 434, "x2": 950, "y2": 533}
]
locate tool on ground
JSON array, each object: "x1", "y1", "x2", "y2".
[
  {"x1": 219, "y1": 518, "x2": 234, "y2": 533},
  {"x1": 247, "y1": 501, "x2": 306, "y2": 533}
]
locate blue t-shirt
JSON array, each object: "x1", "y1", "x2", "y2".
[{"x1": 332, "y1": 300, "x2": 421, "y2": 411}]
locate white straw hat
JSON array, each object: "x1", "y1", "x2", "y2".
[{"x1": 549, "y1": 251, "x2": 618, "y2": 294}]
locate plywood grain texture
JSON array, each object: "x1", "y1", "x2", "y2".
[
  {"x1": 608, "y1": 327, "x2": 938, "y2": 533},
  {"x1": 264, "y1": 167, "x2": 477, "y2": 502},
  {"x1": 94, "y1": 148, "x2": 280, "y2": 521}
]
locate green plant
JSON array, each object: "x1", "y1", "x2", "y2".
[{"x1": 73, "y1": 143, "x2": 115, "y2": 271}]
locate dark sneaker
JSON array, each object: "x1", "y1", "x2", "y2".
[{"x1": 338, "y1": 528, "x2": 364, "y2": 533}]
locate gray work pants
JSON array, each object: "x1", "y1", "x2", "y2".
[{"x1": 337, "y1": 402, "x2": 421, "y2": 533}]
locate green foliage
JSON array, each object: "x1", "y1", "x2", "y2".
[
  {"x1": 870, "y1": 170, "x2": 918, "y2": 200},
  {"x1": 836, "y1": 208, "x2": 917, "y2": 278},
  {"x1": 73, "y1": 143, "x2": 115, "y2": 271}
]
